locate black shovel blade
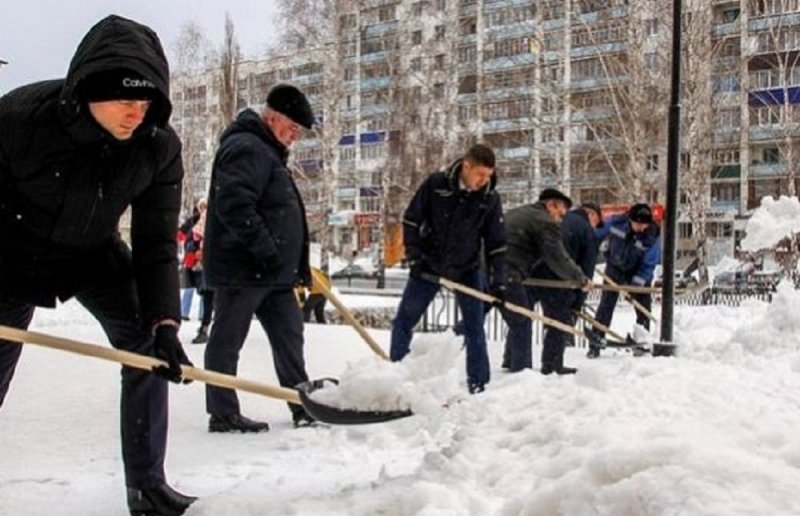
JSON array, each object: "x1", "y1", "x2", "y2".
[
  {"x1": 652, "y1": 342, "x2": 678, "y2": 357},
  {"x1": 296, "y1": 378, "x2": 413, "y2": 425}
]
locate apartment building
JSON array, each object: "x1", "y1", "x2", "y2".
[{"x1": 169, "y1": 0, "x2": 800, "y2": 263}]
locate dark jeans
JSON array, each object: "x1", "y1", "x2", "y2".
[
  {"x1": 390, "y1": 270, "x2": 490, "y2": 386},
  {"x1": 302, "y1": 293, "x2": 326, "y2": 323},
  {"x1": 502, "y1": 285, "x2": 579, "y2": 370},
  {"x1": 500, "y1": 282, "x2": 537, "y2": 370},
  {"x1": 205, "y1": 287, "x2": 308, "y2": 417},
  {"x1": 0, "y1": 279, "x2": 168, "y2": 489},
  {"x1": 199, "y1": 289, "x2": 215, "y2": 327},
  {"x1": 595, "y1": 267, "x2": 653, "y2": 335}
]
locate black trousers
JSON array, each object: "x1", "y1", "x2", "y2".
[
  {"x1": 0, "y1": 279, "x2": 168, "y2": 489},
  {"x1": 302, "y1": 293, "x2": 326, "y2": 323},
  {"x1": 204, "y1": 287, "x2": 308, "y2": 417},
  {"x1": 595, "y1": 267, "x2": 653, "y2": 334}
]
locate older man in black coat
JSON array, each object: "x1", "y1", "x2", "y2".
[
  {"x1": 202, "y1": 84, "x2": 315, "y2": 431},
  {"x1": 502, "y1": 189, "x2": 593, "y2": 374},
  {"x1": 0, "y1": 15, "x2": 194, "y2": 515}
]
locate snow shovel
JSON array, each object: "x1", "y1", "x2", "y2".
[
  {"x1": 0, "y1": 325, "x2": 412, "y2": 425},
  {"x1": 311, "y1": 268, "x2": 389, "y2": 360},
  {"x1": 573, "y1": 310, "x2": 650, "y2": 356},
  {"x1": 598, "y1": 270, "x2": 658, "y2": 324},
  {"x1": 419, "y1": 273, "x2": 585, "y2": 338}
]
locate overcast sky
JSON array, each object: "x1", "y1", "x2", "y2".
[{"x1": 0, "y1": 0, "x2": 280, "y2": 94}]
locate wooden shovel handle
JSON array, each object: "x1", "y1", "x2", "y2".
[
  {"x1": 598, "y1": 270, "x2": 658, "y2": 323},
  {"x1": 431, "y1": 275, "x2": 585, "y2": 338},
  {"x1": 0, "y1": 325, "x2": 301, "y2": 404},
  {"x1": 311, "y1": 268, "x2": 389, "y2": 360}
]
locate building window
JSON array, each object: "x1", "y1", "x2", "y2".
[
  {"x1": 645, "y1": 52, "x2": 659, "y2": 69},
  {"x1": 458, "y1": 75, "x2": 477, "y2": 94},
  {"x1": 645, "y1": 19, "x2": 659, "y2": 36},
  {"x1": 435, "y1": 0, "x2": 446, "y2": 11},
  {"x1": 434, "y1": 83, "x2": 445, "y2": 99},
  {"x1": 646, "y1": 154, "x2": 659, "y2": 171},
  {"x1": 410, "y1": 57, "x2": 422, "y2": 71},
  {"x1": 412, "y1": 30, "x2": 423, "y2": 45},
  {"x1": 378, "y1": 5, "x2": 396, "y2": 21},
  {"x1": 434, "y1": 54, "x2": 446, "y2": 70},
  {"x1": 412, "y1": 2, "x2": 423, "y2": 16},
  {"x1": 435, "y1": 25, "x2": 446, "y2": 41},
  {"x1": 340, "y1": 146, "x2": 355, "y2": 161}
]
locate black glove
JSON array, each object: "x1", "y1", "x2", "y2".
[
  {"x1": 489, "y1": 283, "x2": 507, "y2": 308},
  {"x1": 408, "y1": 259, "x2": 426, "y2": 279},
  {"x1": 152, "y1": 324, "x2": 193, "y2": 384},
  {"x1": 264, "y1": 253, "x2": 282, "y2": 272}
]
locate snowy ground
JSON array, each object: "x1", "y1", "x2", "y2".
[{"x1": 3, "y1": 285, "x2": 800, "y2": 515}]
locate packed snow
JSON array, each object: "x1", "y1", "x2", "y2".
[
  {"x1": 740, "y1": 196, "x2": 800, "y2": 252},
  {"x1": 3, "y1": 288, "x2": 800, "y2": 515}
]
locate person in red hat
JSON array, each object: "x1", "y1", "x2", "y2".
[
  {"x1": 0, "y1": 15, "x2": 194, "y2": 515},
  {"x1": 201, "y1": 84, "x2": 317, "y2": 431},
  {"x1": 587, "y1": 203, "x2": 661, "y2": 358}
]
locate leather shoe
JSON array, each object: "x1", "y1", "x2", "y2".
[
  {"x1": 541, "y1": 365, "x2": 578, "y2": 375},
  {"x1": 208, "y1": 413, "x2": 270, "y2": 433},
  {"x1": 127, "y1": 482, "x2": 197, "y2": 516}
]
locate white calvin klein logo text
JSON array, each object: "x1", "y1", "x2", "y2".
[{"x1": 123, "y1": 78, "x2": 156, "y2": 88}]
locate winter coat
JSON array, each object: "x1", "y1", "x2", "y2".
[
  {"x1": 402, "y1": 158, "x2": 507, "y2": 285},
  {"x1": 505, "y1": 202, "x2": 588, "y2": 285},
  {"x1": 0, "y1": 15, "x2": 182, "y2": 322},
  {"x1": 596, "y1": 214, "x2": 661, "y2": 285},
  {"x1": 203, "y1": 108, "x2": 311, "y2": 288}
]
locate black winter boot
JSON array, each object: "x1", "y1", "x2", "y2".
[
  {"x1": 127, "y1": 482, "x2": 197, "y2": 516},
  {"x1": 191, "y1": 326, "x2": 208, "y2": 344},
  {"x1": 292, "y1": 408, "x2": 317, "y2": 428},
  {"x1": 208, "y1": 413, "x2": 270, "y2": 433}
]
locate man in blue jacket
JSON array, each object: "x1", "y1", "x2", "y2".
[
  {"x1": 202, "y1": 84, "x2": 315, "y2": 431},
  {"x1": 390, "y1": 144, "x2": 507, "y2": 394},
  {"x1": 588, "y1": 203, "x2": 661, "y2": 358}
]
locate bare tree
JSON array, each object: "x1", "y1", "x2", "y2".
[
  {"x1": 217, "y1": 13, "x2": 241, "y2": 131},
  {"x1": 171, "y1": 22, "x2": 215, "y2": 218}
]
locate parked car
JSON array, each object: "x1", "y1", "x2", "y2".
[{"x1": 331, "y1": 264, "x2": 378, "y2": 280}]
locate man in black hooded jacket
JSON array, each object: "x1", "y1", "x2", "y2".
[
  {"x1": 202, "y1": 84, "x2": 315, "y2": 431},
  {"x1": 0, "y1": 15, "x2": 194, "y2": 516}
]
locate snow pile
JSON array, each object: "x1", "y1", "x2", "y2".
[
  {"x1": 730, "y1": 281, "x2": 800, "y2": 356},
  {"x1": 309, "y1": 333, "x2": 464, "y2": 414},
  {"x1": 740, "y1": 196, "x2": 800, "y2": 251}
]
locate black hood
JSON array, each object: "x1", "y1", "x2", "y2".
[
  {"x1": 221, "y1": 108, "x2": 289, "y2": 162},
  {"x1": 59, "y1": 15, "x2": 172, "y2": 134}
]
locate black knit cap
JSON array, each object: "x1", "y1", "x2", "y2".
[
  {"x1": 539, "y1": 188, "x2": 573, "y2": 209},
  {"x1": 629, "y1": 203, "x2": 653, "y2": 224},
  {"x1": 266, "y1": 84, "x2": 314, "y2": 129},
  {"x1": 581, "y1": 202, "x2": 604, "y2": 228},
  {"x1": 80, "y1": 69, "x2": 159, "y2": 102}
]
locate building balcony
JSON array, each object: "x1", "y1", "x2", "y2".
[
  {"x1": 711, "y1": 21, "x2": 740, "y2": 37},
  {"x1": 575, "y1": 6, "x2": 628, "y2": 25},
  {"x1": 363, "y1": 20, "x2": 398, "y2": 38},
  {"x1": 571, "y1": 42, "x2": 627, "y2": 59},
  {"x1": 749, "y1": 162, "x2": 787, "y2": 177},
  {"x1": 486, "y1": 23, "x2": 535, "y2": 40},
  {"x1": 498, "y1": 147, "x2": 531, "y2": 159},
  {"x1": 483, "y1": 54, "x2": 535, "y2": 72},
  {"x1": 710, "y1": 199, "x2": 740, "y2": 212},
  {"x1": 360, "y1": 76, "x2": 391, "y2": 91}
]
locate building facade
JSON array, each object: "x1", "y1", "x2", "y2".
[{"x1": 169, "y1": 0, "x2": 800, "y2": 265}]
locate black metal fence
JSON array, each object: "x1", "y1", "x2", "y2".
[{"x1": 420, "y1": 287, "x2": 780, "y2": 344}]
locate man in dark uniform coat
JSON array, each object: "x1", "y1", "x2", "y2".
[
  {"x1": 0, "y1": 15, "x2": 195, "y2": 516},
  {"x1": 203, "y1": 84, "x2": 316, "y2": 431}
]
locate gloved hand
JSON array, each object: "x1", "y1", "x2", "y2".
[
  {"x1": 152, "y1": 324, "x2": 193, "y2": 384},
  {"x1": 489, "y1": 283, "x2": 507, "y2": 308},
  {"x1": 408, "y1": 259, "x2": 427, "y2": 279},
  {"x1": 265, "y1": 253, "x2": 282, "y2": 272}
]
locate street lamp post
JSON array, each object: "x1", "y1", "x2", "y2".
[{"x1": 658, "y1": 0, "x2": 683, "y2": 351}]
